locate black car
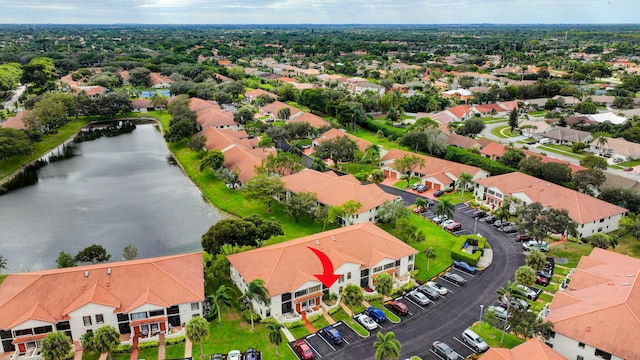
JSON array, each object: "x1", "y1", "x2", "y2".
[
  {"x1": 416, "y1": 184, "x2": 429, "y2": 193},
  {"x1": 545, "y1": 257, "x2": 555, "y2": 274},
  {"x1": 433, "y1": 189, "x2": 445, "y2": 197},
  {"x1": 319, "y1": 326, "x2": 343, "y2": 344},
  {"x1": 484, "y1": 215, "x2": 496, "y2": 224},
  {"x1": 472, "y1": 210, "x2": 486, "y2": 218}
]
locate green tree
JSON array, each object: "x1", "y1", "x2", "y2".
[
  {"x1": 188, "y1": 135, "x2": 206, "y2": 153},
  {"x1": 457, "y1": 172, "x2": 473, "y2": 200},
  {"x1": 201, "y1": 218, "x2": 258, "y2": 254},
  {"x1": 496, "y1": 281, "x2": 526, "y2": 346},
  {"x1": 257, "y1": 152, "x2": 304, "y2": 176},
  {"x1": 200, "y1": 149, "x2": 225, "y2": 172},
  {"x1": 498, "y1": 148, "x2": 526, "y2": 168},
  {"x1": 285, "y1": 191, "x2": 318, "y2": 222},
  {"x1": 526, "y1": 251, "x2": 546, "y2": 271},
  {"x1": 373, "y1": 331, "x2": 402, "y2": 360},
  {"x1": 75, "y1": 244, "x2": 111, "y2": 264},
  {"x1": 243, "y1": 214, "x2": 284, "y2": 247},
  {"x1": 580, "y1": 154, "x2": 608, "y2": 170},
  {"x1": 336, "y1": 101, "x2": 366, "y2": 131},
  {"x1": 234, "y1": 106, "x2": 256, "y2": 125},
  {"x1": 589, "y1": 233, "x2": 618, "y2": 249},
  {"x1": 122, "y1": 245, "x2": 138, "y2": 260},
  {"x1": 328, "y1": 200, "x2": 362, "y2": 226},
  {"x1": 267, "y1": 322, "x2": 284, "y2": 356},
  {"x1": 572, "y1": 169, "x2": 606, "y2": 196},
  {"x1": 374, "y1": 272, "x2": 394, "y2": 300},
  {"x1": 0, "y1": 255, "x2": 6, "y2": 274},
  {"x1": 575, "y1": 101, "x2": 597, "y2": 114},
  {"x1": 456, "y1": 118, "x2": 485, "y2": 137},
  {"x1": 128, "y1": 67, "x2": 151, "y2": 86},
  {"x1": 80, "y1": 332, "x2": 96, "y2": 351},
  {"x1": 594, "y1": 136, "x2": 609, "y2": 156},
  {"x1": 341, "y1": 283, "x2": 364, "y2": 316},
  {"x1": 508, "y1": 109, "x2": 519, "y2": 133},
  {"x1": 94, "y1": 326, "x2": 120, "y2": 360},
  {"x1": 0, "y1": 128, "x2": 32, "y2": 160},
  {"x1": 277, "y1": 107, "x2": 291, "y2": 121},
  {"x1": 509, "y1": 310, "x2": 554, "y2": 340},
  {"x1": 40, "y1": 331, "x2": 72, "y2": 360},
  {"x1": 619, "y1": 214, "x2": 640, "y2": 240},
  {"x1": 434, "y1": 198, "x2": 455, "y2": 221},
  {"x1": 514, "y1": 265, "x2": 536, "y2": 287},
  {"x1": 516, "y1": 202, "x2": 578, "y2": 245},
  {"x1": 315, "y1": 135, "x2": 359, "y2": 165},
  {"x1": 56, "y1": 251, "x2": 76, "y2": 268},
  {"x1": 393, "y1": 154, "x2": 425, "y2": 188},
  {"x1": 376, "y1": 200, "x2": 410, "y2": 226},
  {"x1": 243, "y1": 175, "x2": 286, "y2": 213},
  {"x1": 369, "y1": 169, "x2": 385, "y2": 184},
  {"x1": 186, "y1": 316, "x2": 210, "y2": 360},
  {"x1": 241, "y1": 279, "x2": 270, "y2": 331},
  {"x1": 599, "y1": 187, "x2": 640, "y2": 213},
  {"x1": 209, "y1": 284, "x2": 233, "y2": 324},
  {"x1": 257, "y1": 134, "x2": 275, "y2": 149}
]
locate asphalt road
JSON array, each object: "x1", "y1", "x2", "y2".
[{"x1": 321, "y1": 190, "x2": 526, "y2": 359}]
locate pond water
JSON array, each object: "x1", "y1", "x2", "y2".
[{"x1": 0, "y1": 123, "x2": 224, "y2": 272}]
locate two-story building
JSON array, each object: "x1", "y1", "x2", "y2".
[{"x1": 227, "y1": 223, "x2": 418, "y2": 322}]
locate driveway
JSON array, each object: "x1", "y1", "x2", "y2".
[{"x1": 323, "y1": 197, "x2": 526, "y2": 359}]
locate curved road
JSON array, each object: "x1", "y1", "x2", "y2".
[{"x1": 323, "y1": 196, "x2": 526, "y2": 359}]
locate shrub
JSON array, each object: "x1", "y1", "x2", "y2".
[
  {"x1": 328, "y1": 306, "x2": 342, "y2": 315},
  {"x1": 449, "y1": 235, "x2": 487, "y2": 266},
  {"x1": 468, "y1": 200, "x2": 479, "y2": 207},
  {"x1": 389, "y1": 287, "x2": 405, "y2": 298},
  {"x1": 166, "y1": 336, "x2": 185, "y2": 345},
  {"x1": 114, "y1": 344, "x2": 133, "y2": 353},
  {"x1": 285, "y1": 320, "x2": 305, "y2": 329},
  {"x1": 308, "y1": 313, "x2": 324, "y2": 323},
  {"x1": 362, "y1": 119, "x2": 406, "y2": 140},
  {"x1": 445, "y1": 145, "x2": 516, "y2": 175},
  {"x1": 444, "y1": 187, "x2": 454, "y2": 193},
  {"x1": 242, "y1": 309, "x2": 261, "y2": 323},
  {"x1": 139, "y1": 340, "x2": 160, "y2": 350},
  {"x1": 364, "y1": 294, "x2": 384, "y2": 302}
]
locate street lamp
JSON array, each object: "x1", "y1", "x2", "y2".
[
  {"x1": 474, "y1": 217, "x2": 478, "y2": 234},
  {"x1": 477, "y1": 304, "x2": 484, "y2": 331}
]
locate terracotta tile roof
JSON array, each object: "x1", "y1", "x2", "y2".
[
  {"x1": 12, "y1": 333, "x2": 47, "y2": 345},
  {"x1": 221, "y1": 145, "x2": 275, "y2": 184},
  {"x1": 281, "y1": 169, "x2": 397, "y2": 214},
  {"x1": 189, "y1": 98, "x2": 220, "y2": 113},
  {"x1": 446, "y1": 105, "x2": 473, "y2": 119},
  {"x1": 480, "y1": 142, "x2": 506, "y2": 158},
  {"x1": 227, "y1": 223, "x2": 418, "y2": 296},
  {"x1": 244, "y1": 89, "x2": 278, "y2": 100},
  {"x1": 445, "y1": 133, "x2": 482, "y2": 148},
  {"x1": 482, "y1": 339, "x2": 567, "y2": 360},
  {"x1": 62, "y1": 283, "x2": 121, "y2": 316},
  {"x1": 119, "y1": 70, "x2": 130, "y2": 81},
  {"x1": 195, "y1": 108, "x2": 236, "y2": 128},
  {"x1": 475, "y1": 172, "x2": 627, "y2": 224},
  {"x1": 316, "y1": 128, "x2": 371, "y2": 153},
  {"x1": 547, "y1": 248, "x2": 640, "y2": 359},
  {"x1": 132, "y1": 99, "x2": 153, "y2": 109},
  {"x1": 380, "y1": 149, "x2": 485, "y2": 180},
  {"x1": 149, "y1": 72, "x2": 173, "y2": 85},
  {"x1": 198, "y1": 127, "x2": 257, "y2": 151},
  {"x1": 0, "y1": 111, "x2": 27, "y2": 130},
  {"x1": 499, "y1": 100, "x2": 520, "y2": 111},
  {"x1": 473, "y1": 103, "x2": 506, "y2": 114},
  {"x1": 0, "y1": 253, "x2": 204, "y2": 330},
  {"x1": 259, "y1": 101, "x2": 301, "y2": 118},
  {"x1": 123, "y1": 288, "x2": 171, "y2": 313},
  {"x1": 288, "y1": 112, "x2": 331, "y2": 129}
]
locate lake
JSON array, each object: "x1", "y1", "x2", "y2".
[{"x1": 0, "y1": 123, "x2": 225, "y2": 272}]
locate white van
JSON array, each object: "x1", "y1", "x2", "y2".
[
  {"x1": 462, "y1": 328, "x2": 489, "y2": 352},
  {"x1": 538, "y1": 138, "x2": 551, "y2": 145}
]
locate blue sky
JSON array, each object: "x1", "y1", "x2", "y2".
[{"x1": 0, "y1": 0, "x2": 636, "y2": 24}]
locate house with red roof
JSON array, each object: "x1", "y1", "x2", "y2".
[
  {"x1": 149, "y1": 72, "x2": 173, "y2": 88},
  {"x1": 258, "y1": 101, "x2": 302, "y2": 121},
  {"x1": 441, "y1": 105, "x2": 474, "y2": 122},
  {"x1": 0, "y1": 253, "x2": 205, "y2": 354},
  {"x1": 227, "y1": 223, "x2": 418, "y2": 321},
  {"x1": 482, "y1": 339, "x2": 567, "y2": 360},
  {"x1": 313, "y1": 128, "x2": 372, "y2": 153},
  {"x1": 244, "y1": 89, "x2": 278, "y2": 104},
  {"x1": 188, "y1": 98, "x2": 238, "y2": 130},
  {"x1": 288, "y1": 112, "x2": 331, "y2": 129}
]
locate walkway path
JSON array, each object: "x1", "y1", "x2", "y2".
[
  {"x1": 72, "y1": 341, "x2": 83, "y2": 360},
  {"x1": 281, "y1": 326, "x2": 296, "y2": 342},
  {"x1": 157, "y1": 333, "x2": 165, "y2": 360},
  {"x1": 184, "y1": 337, "x2": 192, "y2": 359},
  {"x1": 322, "y1": 308, "x2": 336, "y2": 325},
  {"x1": 301, "y1": 312, "x2": 315, "y2": 333}
]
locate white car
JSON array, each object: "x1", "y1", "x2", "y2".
[
  {"x1": 227, "y1": 350, "x2": 242, "y2": 360},
  {"x1": 432, "y1": 214, "x2": 448, "y2": 224},
  {"x1": 354, "y1": 313, "x2": 378, "y2": 330},
  {"x1": 441, "y1": 219, "x2": 455, "y2": 228},
  {"x1": 426, "y1": 281, "x2": 448, "y2": 296}
]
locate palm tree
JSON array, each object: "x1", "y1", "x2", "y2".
[
  {"x1": 241, "y1": 279, "x2": 270, "y2": 331},
  {"x1": 93, "y1": 326, "x2": 120, "y2": 360},
  {"x1": 514, "y1": 265, "x2": 536, "y2": 287},
  {"x1": 525, "y1": 250, "x2": 546, "y2": 271},
  {"x1": 266, "y1": 322, "x2": 283, "y2": 356},
  {"x1": 40, "y1": 331, "x2": 72, "y2": 360},
  {"x1": 369, "y1": 169, "x2": 385, "y2": 184},
  {"x1": 496, "y1": 281, "x2": 526, "y2": 346},
  {"x1": 0, "y1": 255, "x2": 7, "y2": 274},
  {"x1": 186, "y1": 316, "x2": 210, "y2": 360},
  {"x1": 494, "y1": 204, "x2": 510, "y2": 225},
  {"x1": 365, "y1": 144, "x2": 382, "y2": 163},
  {"x1": 457, "y1": 172, "x2": 473, "y2": 200},
  {"x1": 209, "y1": 284, "x2": 233, "y2": 324},
  {"x1": 425, "y1": 248, "x2": 435, "y2": 272},
  {"x1": 595, "y1": 136, "x2": 608, "y2": 156},
  {"x1": 373, "y1": 331, "x2": 402, "y2": 360},
  {"x1": 434, "y1": 198, "x2": 455, "y2": 221},
  {"x1": 341, "y1": 283, "x2": 364, "y2": 316}
]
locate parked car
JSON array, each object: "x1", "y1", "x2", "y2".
[
  {"x1": 426, "y1": 281, "x2": 448, "y2": 296},
  {"x1": 493, "y1": 220, "x2": 510, "y2": 228},
  {"x1": 432, "y1": 341, "x2": 461, "y2": 360},
  {"x1": 432, "y1": 214, "x2": 448, "y2": 224},
  {"x1": 442, "y1": 272, "x2": 466, "y2": 285},
  {"x1": 462, "y1": 328, "x2": 489, "y2": 352},
  {"x1": 386, "y1": 300, "x2": 409, "y2": 315},
  {"x1": 364, "y1": 306, "x2": 387, "y2": 323},
  {"x1": 355, "y1": 313, "x2": 378, "y2": 330},
  {"x1": 535, "y1": 271, "x2": 552, "y2": 286},
  {"x1": 319, "y1": 325, "x2": 343, "y2": 344},
  {"x1": 518, "y1": 285, "x2": 542, "y2": 301},
  {"x1": 210, "y1": 355, "x2": 223, "y2": 360},
  {"x1": 484, "y1": 215, "x2": 496, "y2": 224},
  {"x1": 545, "y1": 257, "x2": 555, "y2": 274},
  {"x1": 453, "y1": 260, "x2": 476, "y2": 274},
  {"x1": 515, "y1": 233, "x2": 532, "y2": 242},
  {"x1": 293, "y1": 340, "x2": 314, "y2": 360},
  {"x1": 227, "y1": 350, "x2": 242, "y2": 360},
  {"x1": 523, "y1": 240, "x2": 549, "y2": 252},
  {"x1": 416, "y1": 184, "x2": 429, "y2": 193},
  {"x1": 411, "y1": 182, "x2": 422, "y2": 190},
  {"x1": 501, "y1": 295, "x2": 529, "y2": 311},
  {"x1": 417, "y1": 284, "x2": 440, "y2": 300},
  {"x1": 446, "y1": 222, "x2": 462, "y2": 232},
  {"x1": 406, "y1": 289, "x2": 430, "y2": 306},
  {"x1": 434, "y1": 189, "x2": 445, "y2": 197},
  {"x1": 487, "y1": 305, "x2": 510, "y2": 321},
  {"x1": 502, "y1": 225, "x2": 518, "y2": 233},
  {"x1": 472, "y1": 210, "x2": 486, "y2": 218},
  {"x1": 441, "y1": 219, "x2": 455, "y2": 228},
  {"x1": 244, "y1": 348, "x2": 259, "y2": 360}
]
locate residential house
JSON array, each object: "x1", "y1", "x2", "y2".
[
  {"x1": 590, "y1": 95, "x2": 616, "y2": 106},
  {"x1": 601, "y1": 172, "x2": 640, "y2": 193},
  {"x1": 227, "y1": 223, "x2": 418, "y2": 321},
  {"x1": 149, "y1": 72, "x2": 173, "y2": 89},
  {"x1": 313, "y1": 128, "x2": 372, "y2": 154},
  {"x1": 545, "y1": 248, "x2": 640, "y2": 360},
  {"x1": 220, "y1": 144, "x2": 276, "y2": 184},
  {"x1": 566, "y1": 116, "x2": 598, "y2": 128},
  {"x1": 443, "y1": 89, "x2": 474, "y2": 103},
  {"x1": 77, "y1": 86, "x2": 107, "y2": 98},
  {"x1": 480, "y1": 142, "x2": 507, "y2": 161},
  {"x1": 589, "y1": 137, "x2": 640, "y2": 161},
  {"x1": 552, "y1": 95, "x2": 581, "y2": 107},
  {"x1": 472, "y1": 103, "x2": 509, "y2": 116},
  {"x1": 543, "y1": 127, "x2": 593, "y2": 146},
  {"x1": 352, "y1": 81, "x2": 385, "y2": 96},
  {"x1": 0, "y1": 253, "x2": 204, "y2": 354},
  {"x1": 380, "y1": 149, "x2": 489, "y2": 191},
  {"x1": 280, "y1": 169, "x2": 398, "y2": 225},
  {"x1": 131, "y1": 99, "x2": 165, "y2": 112},
  {"x1": 243, "y1": 89, "x2": 278, "y2": 104},
  {"x1": 445, "y1": 133, "x2": 485, "y2": 149},
  {"x1": 482, "y1": 339, "x2": 567, "y2": 360},
  {"x1": 198, "y1": 127, "x2": 258, "y2": 152},
  {"x1": 518, "y1": 119, "x2": 553, "y2": 139},
  {"x1": 474, "y1": 172, "x2": 628, "y2": 238},
  {"x1": 188, "y1": 98, "x2": 238, "y2": 130},
  {"x1": 587, "y1": 112, "x2": 628, "y2": 125},
  {"x1": 258, "y1": 101, "x2": 302, "y2": 121},
  {"x1": 441, "y1": 105, "x2": 475, "y2": 122},
  {"x1": 287, "y1": 112, "x2": 331, "y2": 129},
  {"x1": 524, "y1": 98, "x2": 550, "y2": 110}
]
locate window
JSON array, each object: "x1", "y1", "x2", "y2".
[
  {"x1": 408, "y1": 255, "x2": 414, "y2": 262},
  {"x1": 347, "y1": 272, "x2": 352, "y2": 280},
  {"x1": 338, "y1": 286, "x2": 343, "y2": 294},
  {"x1": 281, "y1": 293, "x2": 292, "y2": 302},
  {"x1": 309, "y1": 285, "x2": 321, "y2": 293},
  {"x1": 394, "y1": 260, "x2": 400, "y2": 267},
  {"x1": 599, "y1": 219, "x2": 604, "y2": 223},
  {"x1": 149, "y1": 309, "x2": 164, "y2": 317},
  {"x1": 295, "y1": 289, "x2": 308, "y2": 298},
  {"x1": 83, "y1": 316, "x2": 92, "y2": 326},
  {"x1": 384, "y1": 262, "x2": 395, "y2": 270},
  {"x1": 594, "y1": 349, "x2": 611, "y2": 360},
  {"x1": 339, "y1": 275, "x2": 345, "y2": 283},
  {"x1": 578, "y1": 342, "x2": 585, "y2": 349},
  {"x1": 191, "y1": 302, "x2": 200, "y2": 311},
  {"x1": 95, "y1": 314, "x2": 104, "y2": 324},
  {"x1": 407, "y1": 264, "x2": 413, "y2": 272},
  {"x1": 373, "y1": 266, "x2": 383, "y2": 273},
  {"x1": 577, "y1": 356, "x2": 584, "y2": 360},
  {"x1": 130, "y1": 312, "x2": 147, "y2": 320}
]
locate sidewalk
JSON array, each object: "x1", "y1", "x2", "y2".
[{"x1": 476, "y1": 248, "x2": 493, "y2": 269}]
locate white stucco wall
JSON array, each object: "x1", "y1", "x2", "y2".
[
  {"x1": 548, "y1": 332, "x2": 623, "y2": 360},
  {"x1": 68, "y1": 303, "x2": 118, "y2": 341}
]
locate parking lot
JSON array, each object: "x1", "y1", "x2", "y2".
[{"x1": 289, "y1": 321, "x2": 358, "y2": 359}]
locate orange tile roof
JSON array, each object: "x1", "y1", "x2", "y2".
[
  {"x1": 189, "y1": 98, "x2": 220, "y2": 113},
  {"x1": 221, "y1": 145, "x2": 275, "y2": 184},
  {"x1": 260, "y1": 101, "x2": 301, "y2": 117},
  {"x1": 0, "y1": 253, "x2": 204, "y2": 330},
  {"x1": 149, "y1": 72, "x2": 173, "y2": 85},
  {"x1": 132, "y1": 99, "x2": 153, "y2": 109},
  {"x1": 380, "y1": 149, "x2": 485, "y2": 180},
  {"x1": 288, "y1": 112, "x2": 331, "y2": 129},
  {"x1": 281, "y1": 169, "x2": 397, "y2": 214},
  {"x1": 482, "y1": 339, "x2": 567, "y2": 360},
  {"x1": 227, "y1": 223, "x2": 418, "y2": 296},
  {"x1": 198, "y1": 127, "x2": 257, "y2": 151},
  {"x1": 195, "y1": 108, "x2": 236, "y2": 128},
  {"x1": 446, "y1": 105, "x2": 472, "y2": 119},
  {"x1": 0, "y1": 111, "x2": 27, "y2": 130},
  {"x1": 547, "y1": 248, "x2": 640, "y2": 359},
  {"x1": 474, "y1": 103, "x2": 506, "y2": 114},
  {"x1": 316, "y1": 128, "x2": 371, "y2": 153},
  {"x1": 475, "y1": 172, "x2": 627, "y2": 224},
  {"x1": 480, "y1": 142, "x2": 506, "y2": 158},
  {"x1": 244, "y1": 89, "x2": 278, "y2": 100},
  {"x1": 123, "y1": 288, "x2": 171, "y2": 313}
]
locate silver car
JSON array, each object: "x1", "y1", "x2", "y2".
[
  {"x1": 426, "y1": 281, "x2": 448, "y2": 295},
  {"x1": 406, "y1": 289, "x2": 430, "y2": 306},
  {"x1": 354, "y1": 313, "x2": 378, "y2": 330}
]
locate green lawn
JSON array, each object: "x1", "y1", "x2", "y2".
[
  {"x1": 491, "y1": 126, "x2": 519, "y2": 139},
  {"x1": 481, "y1": 117, "x2": 506, "y2": 124},
  {"x1": 527, "y1": 111, "x2": 546, "y2": 117},
  {"x1": 620, "y1": 159, "x2": 640, "y2": 167},
  {"x1": 331, "y1": 308, "x2": 369, "y2": 337},
  {"x1": 392, "y1": 176, "x2": 422, "y2": 190},
  {"x1": 539, "y1": 293, "x2": 553, "y2": 303},
  {"x1": 347, "y1": 127, "x2": 407, "y2": 152},
  {"x1": 536, "y1": 145, "x2": 585, "y2": 161},
  {"x1": 548, "y1": 242, "x2": 593, "y2": 268},
  {"x1": 473, "y1": 321, "x2": 525, "y2": 349},
  {"x1": 0, "y1": 274, "x2": 6, "y2": 285},
  {"x1": 437, "y1": 190, "x2": 474, "y2": 205}
]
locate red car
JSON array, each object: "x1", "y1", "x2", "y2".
[
  {"x1": 294, "y1": 340, "x2": 314, "y2": 359},
  {"x1": 446, "y1": 222, "x2": 462, "y2": 231},
  {"x1": 386, "y1": 300, "x2": 409, "y2": 315}
]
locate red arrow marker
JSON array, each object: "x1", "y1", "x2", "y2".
[{"x1": 307, "y1": 246, "x2": 341, "y2": 288}]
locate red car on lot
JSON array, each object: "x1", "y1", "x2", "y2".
[
  {"x1": 294, "y1": 340, "x2": 314, "y2": 359},
  {"x1": 446, "y1": 222, "x2": 462, "y2": 231},
  {"x1": 386, "y1": 300, "x2": 409, "y2": 315}
]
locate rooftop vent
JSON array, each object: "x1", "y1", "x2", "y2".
[
  {"x1": 315, "y1": 240, "x2": 320, "y2": 245},
  {"x1": 547, "y1": 184, "x2": 552, "y2": 187},
  {"x1": 107, "y1": 268, "x2": 112, "y2": 275},
  {"x1": 626, "y1": 274, "x2": 635, "y2": 277},
  {"x1": 84, "y1": 271, "x2": 89, "y2": 278},
  {"x1": 331, "y1": 236, "x2": 336, "y2": 241},
  {"x1": 622, "y1": 283, "x2": 632, "y2": 286}
]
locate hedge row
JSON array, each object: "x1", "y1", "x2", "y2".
[
  {"x1": 362, "y1": 119, "x2": 407, "y2": 140},
  {"x1": 444, "y1": 146, "x2": 516, "y2": 175},
  {"x1": 450, "y1": 234, "x2": 488, "y2": 266}
]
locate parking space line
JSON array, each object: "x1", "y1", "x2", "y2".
[
  {"x1": 430, "y1": 349, "x2": 445, "y2": 360},
  {"x1": 452, "y1": 268, "x2": 476, "y2": 277},
  {"x1": 318, "y1": 334, "x2": 336, "y2": 351},
  {"x1": 438, "y1": 277, "x2": 462, "y2": 287},
  {"x1": 304, "y1": 339, "x2": 323, "y2": 358},
  {"x1": 403, "y1": 296, "x2": 426, "y2": 310},
  {"x1": 454, "y1": 336, "x2": 477, "y2": 353}
]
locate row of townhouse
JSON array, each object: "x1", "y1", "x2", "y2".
[{"x1": 423, "y1": 100, "x2": 519, "y2": 124}]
